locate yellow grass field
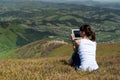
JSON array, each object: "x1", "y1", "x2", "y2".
[{"x1": 0, "y1": 42, "x2": 120, "y2": 80}]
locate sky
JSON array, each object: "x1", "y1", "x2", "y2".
[
  {"x1": 47, "y1": 0, "x2": 120, "y2": 2},
  {"x1": 93, "y1": 0, "x2": 120, "y2": 2},
  {"x1": 0, "y1": 0, "x2": 120, "y2": 2},
  {"x1": 64, "y1": 0, "x2": 120, "y2": 2}
]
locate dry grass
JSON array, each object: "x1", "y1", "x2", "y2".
[
  {"x1": 0, "y1": 42, "x2": 120, "y2": 80},
  {"x1": 0, "y1": 55, "x2": 120, "y2": 80}
]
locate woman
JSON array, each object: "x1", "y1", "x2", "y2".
[{"x1": 70, "y1": 24, "x2": 99, "y2": 71}]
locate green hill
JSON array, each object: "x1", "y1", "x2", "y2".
[
  {"x1": 1, "y1": 40, "x2": 120, "y2": 59},
  {"x1": 0, "y1": 40, "x2": 68, "y2": 59},
  {"x1": 0, "y1": 1, "x2": 120, "y2": 43},
  {"x1": 0, "y1": 1, "x2": 120, "y2": 54},
  {"x1": 0, "y1": 23, "x2": 55, "y2": 54}
]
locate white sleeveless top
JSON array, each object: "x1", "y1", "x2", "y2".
[{"x1": 78, "y1": 39, "x2": 99, "y2": 71}]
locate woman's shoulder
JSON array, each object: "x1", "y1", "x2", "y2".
[{"x1": 81, "y1": 39, "x2": 96, "y2": 44}]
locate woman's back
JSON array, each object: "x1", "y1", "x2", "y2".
[{"x1": 78, "y1": 39, "x2": 99, "y2": 71}]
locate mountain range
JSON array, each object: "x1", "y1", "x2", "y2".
[
  {"x1": 0, "y1": 1, "x2": 120, "y2": 58},
  {"x1": 1, "y1": 0, "x2": 120, "y2": 9}
]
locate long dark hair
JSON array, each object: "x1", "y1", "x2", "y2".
[{"x1": 80, "y1": 24, "x2": 96, "y2": 41}]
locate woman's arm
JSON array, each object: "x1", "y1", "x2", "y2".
[
  {"x1": 71, "y1": 34, "x2": 80, "y2": 52},
  {"x1": 71, "y1": 34, "x2": 80, "y2": 46}
]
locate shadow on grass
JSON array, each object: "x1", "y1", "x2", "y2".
[
  {"x1": 59, "y1": 59, "x2": 75, "y2": 67},
  {"x1": 59, "y1": 59, "x2": 68, "y2": 65},
  {"x1": 59, "y1": 59, "x2": 99, "y2": 79}
]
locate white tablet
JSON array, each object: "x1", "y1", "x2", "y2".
[{"x1": 72, "y1": 29, "x2": 81, "y2": 39}]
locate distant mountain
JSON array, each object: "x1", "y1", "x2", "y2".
[
  {"x1": 0, "y1": 1, "x2": 120, "y2": 55},
  {"x1": 0, "y1": 0, "x2": 120, "y2": 9}
]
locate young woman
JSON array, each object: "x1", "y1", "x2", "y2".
[{"x1": 70, "y1": 24, "x2": 99, "y2": 71}]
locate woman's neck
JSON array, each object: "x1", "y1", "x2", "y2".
[{"x1": 82, "y1": 36, "x2": 89, "y2": 40}]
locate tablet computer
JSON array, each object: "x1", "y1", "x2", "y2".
[{"x1": 72, "y1": 29, "x2": 81, "y2": 39}]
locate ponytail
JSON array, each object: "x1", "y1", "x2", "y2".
[
  {"x1": 80, "y1": 24, "x2": 96, "y2": 41},
  {"x1": 90, "y1": 31, "x2": 96, "y2": 41}
]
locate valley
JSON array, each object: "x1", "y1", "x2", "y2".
[{"x1": 0, "y1": 1, "x2": 120, "y2": 54}]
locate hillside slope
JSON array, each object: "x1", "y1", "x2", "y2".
[
  {"x1": 1, "y1": 40, "x2": 120, "y2": 59},
  {"x1": 0, "y1": 54, "x2": 119, "y2": 80},
  {"x1": 0, "y1": 41, "x2": 120, "y2": 80},
  {"x1": 0, "y1": 23, "x2": 55, "y2": 54},
  {"x1": 0, "y1": 40, "x2": 68, "y2": 59}
]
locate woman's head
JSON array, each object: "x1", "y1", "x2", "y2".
[{"x1": 80, "y1": 24, "x2": 96, "y2": 41}]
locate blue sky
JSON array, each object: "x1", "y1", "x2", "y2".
[
  {"x1": 1, "y1": 0, "x2": 120, "y2": 2},
  {"x1": 49, "y1": 0, "x2": 120, "y2": 2},
  {"x1": 63, "y1": 0, "x2": 120, "y2": 2},
  {"x1": 93, "y1": 0, "x2": 120, "y2": 2},
  {"x1": 68, "y1": 0, "x2": 120, "y2": 2}
]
